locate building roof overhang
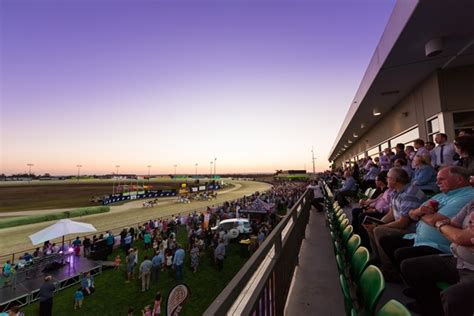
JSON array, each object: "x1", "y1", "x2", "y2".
[{"x1": 329, "y1": 0, "x2": 474, "y2": 162}]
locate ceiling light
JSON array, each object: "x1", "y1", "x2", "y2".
[
  {"x1": 425, "y1": 38, "x2": 443, "y2": 57},
  {"x1": 373, "y1": 108, "x2": 381, "y2": 116},
  {"x1": 348, "y1": 140, "x2": 352, "y2": 144},
  {"x1": 360, "y1": 123, "x2": 365, "y2": 129},
  {"x1": 344, "y1": 144, "x2": 348, "y2": 148},
  {"x1": 353, "y1": 133, "x2": 359, "y2": 138}
]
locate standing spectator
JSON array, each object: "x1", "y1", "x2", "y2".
[
  {"x1": 391, "y1": 143, "x2": 407, "y2": 164},
  {"x1": 106, "y1": 232, "x2": 115, "y2": 254},
  {"x1": 139, "y1": 256, "x2": 152, "y2": 292},
  {"x1": 114, "y1": 255, "x2": 121, "y2": 271},
  {"x1": 126, "y1": 249, "x2": 135, "y2": 283},
  {"x1": 39, "y1": 275, "x2": 55, "y2": 316},
  {"x1": 153, "y1": 292, "x2": 161, "y2": 316},
  {"x1": 151, "y1": 250, "x2": 164, "y2": 283},
  {"x1": 173, "y1": 244, "x2": 185, "y2": 281},
  {"x1": 214, "y1": 239, "x2": 226, "y2": 271},
  {"x1": 124, "y1": 233, "x2": 132, "y2": 254},
  {"x1": 190, "y1": 243, "x2": 200, "y2": 273},
  {"x1": 413, "y1": 139, "x2": 430, "y2": 169},
  {"x1": 380, "y1": 148, "x2": 394, "y2": 171},
  {"x1": 72, "y1": 237, "x2": 82, "y2": 256},
  {"x1": 454, "y1": 135, "x2": 474, "y2": 173},
  {"x1": 144, "y1": 231, "x2": 152, "y2": 249},
  {"x1": 74, "y1": 287, "x2": 84, "y2": 310},
  {"x1": 83, "y1": 236, "x2": 91, "y2": 257},
  {"x1": 432, "y1": 133, "x2": 456, "y2": 169},
  {"x1": 307, "y1": 180, "x2": 324, "y2": 212}
]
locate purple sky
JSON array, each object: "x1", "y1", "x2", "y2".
[{"x1": 1, "y1": 0, "x2": 396, "y2": 175}]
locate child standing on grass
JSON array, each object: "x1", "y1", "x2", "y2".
[
  {"x1": 74, "y1": 287, "x2": 84, "y2": 310},
  {"x1": 141, "y1": 305, "x2": 152, "y2": 316},
  {"x1": 114, "y1": 255, "x2": 121, "y2": 270},
  {"x1": 153, "y1": 292, "x2": 161, "y2": 315}
]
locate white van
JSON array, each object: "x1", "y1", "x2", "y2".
[{"x1": 211, "y1": 218, "x2": 252, "y2": 239}]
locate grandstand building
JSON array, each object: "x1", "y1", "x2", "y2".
[{"x1": 329, "y1": 0, "x2": 474, "y2": 167}]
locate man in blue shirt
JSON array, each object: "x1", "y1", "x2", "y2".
[
  {"x1": 334, "y1": 170, "x2": 358, "y2": 207},
  {"x1": 173, "y1": 244, "x2": 185, "y2": 281},
  {"x1": 151, "y1": 250, "x2": 164, "y2": 283},
  {"x1": 381, "y1": 166, "x2": 474, "y2": 273}
]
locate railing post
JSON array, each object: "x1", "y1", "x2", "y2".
[{"x1": 274, "y1": 232, "x2": 282, "y2": 258}]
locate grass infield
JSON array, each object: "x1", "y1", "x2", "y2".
[
  {"x1": 21, "y1": 227, "x2": 248, "y2": 316},
  {"x1": 0, "y1": 206, "x2": 110, "y2": 229}
]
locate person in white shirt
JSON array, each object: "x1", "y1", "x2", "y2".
[
  {"x1": 307, "y1": 180, "x2": 324, "y2": 212},
  {"x1": 431, "y1": 133, "x2": 456, "y2": 169}
]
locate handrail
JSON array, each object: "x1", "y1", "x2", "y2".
[{"x1": 204, "y1": 188, "x2": 312, "y2": 315}]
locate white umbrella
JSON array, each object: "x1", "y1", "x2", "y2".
[{"x1": 29, "y1": 219, "x2": 97, "y2": 245}]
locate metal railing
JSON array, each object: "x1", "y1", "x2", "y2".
[{"x1": 204, "y1": 189, "x2": 313, "y2": 315}]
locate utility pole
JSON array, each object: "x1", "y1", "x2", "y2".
[
  {"x1": 311, "y1": 147, "x2": 316, "y2": 174},
  {"x1": 76, "y1": 164, "x2": 82, "y2": 181}
]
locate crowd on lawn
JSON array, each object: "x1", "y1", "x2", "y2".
[
  {"x1": 324, "y1": 132, "x2": 474, "y2": 316},
  {"x1": 0, "y1": 180, "x2": 309, "y2": 315}
]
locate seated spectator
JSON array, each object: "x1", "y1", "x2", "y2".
[
  {"x1": 411, "y1": 155, "x2": 439, "y2": 193},
  {"x1": 393, "y1": 158, "x2": 413, "y2": 180},
  {"x1": 334, "y1": 170, "x2": 358, "y2": 207},
  {"x1": 365, "y1": 167, "x2": 426, "y2": 279},
  {"x1": 352, "y1": 173, "x2": 393, "y2": 250},
  {"x1": 400, "y1": 200, "x2": 474, "y2": 315},
  {"x1": 81, "y1": 272, "x2": 95, "y2": 295},
  {"x1": 361, "y1": 162, "x2": 380, "y2": 191},
  {"x1": 404, "y1": 145, "x2": 416, "y2": 168},
  {"x1": 454, "y1": 135, "x2": 474, "y2": 174},
  {"x1": 380, "y1": 166, "x2": 474, "y2": 277}
]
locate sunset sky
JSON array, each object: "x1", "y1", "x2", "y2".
[{"x1": 1, "y1": 0, "x2": 396, "y2": 175}]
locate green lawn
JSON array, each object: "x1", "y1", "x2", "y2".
[{"x1": 22, "y1": 227, "x2": 247, "y2": 316}]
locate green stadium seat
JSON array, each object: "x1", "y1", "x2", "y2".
[
  {"x1": 342, "y1": 225, "x2": 354, "y2": 243},
  {"x1": 359, "y1": 265, "x2": 385, "y2": 316},
  {"x1": 346, "y1": 235, "x2": 361, "y2": 260},
  {"x1": 351, "y1": 246, "x2": 370, "y2": 283},
  {"x1": 340, "y1": 274, "x2": 354, "y2": 316},
  {"x1": 376, "y1": 299, "x2": 411, "y2": 316},
  {"x1": 436, "y1": 281, "x2": 451, "y2": 290}
]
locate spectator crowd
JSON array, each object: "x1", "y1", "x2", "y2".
[{"x1": 324, "y1": 131, "x2": 474, "y2": 316}]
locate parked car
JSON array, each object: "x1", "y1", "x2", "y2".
[{"x1": 211, "y1": 218, "x2": 252, "y2": 239}]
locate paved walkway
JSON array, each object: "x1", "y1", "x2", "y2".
[{"x1": 285, "y1": 209, "x2": 345, "y2": 315}]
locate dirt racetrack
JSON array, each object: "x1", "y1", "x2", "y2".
[{"x1": 0, "y1": 179, "x2": 272, "y2": 257}]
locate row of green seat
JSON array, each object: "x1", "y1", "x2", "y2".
[{"x1": 323, "y1": 185, "x2": 411, "y2": 316}]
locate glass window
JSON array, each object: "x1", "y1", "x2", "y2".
[
  {"x1": 367, "y1": 147, "x2": 379, "y2": 158},
  {"x1": 453, "y1": 111, "x2": 474, "y2": 136},
  {"x1": 427, "y1": 117, "x2": 440, "y2": 142},
  {"x1": 391, "y1": 128, "x2": 419, "y2": 148}
]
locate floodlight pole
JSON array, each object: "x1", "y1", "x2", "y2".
[
  {"x1": 76, "y1": 165, "x2": 82, "y2": 181},
  {"x1": 147, "y1": 165, "x2": 152, "y2": 178},
  {"x1": 174, "y1": 164, "x2": 178, "y2": 176},
  {"x1": 195, "y1": 163, "x2": 198, "y2": 176},
  {"x1": 210, "y1": 161, "x2": 213, "y2": 178},
  {"x1": 311, "y1": 147, "x2": 316, "y2": 174},
  {"x1": 214, "y1": 157, "x2": 217, "y2": 176}
]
